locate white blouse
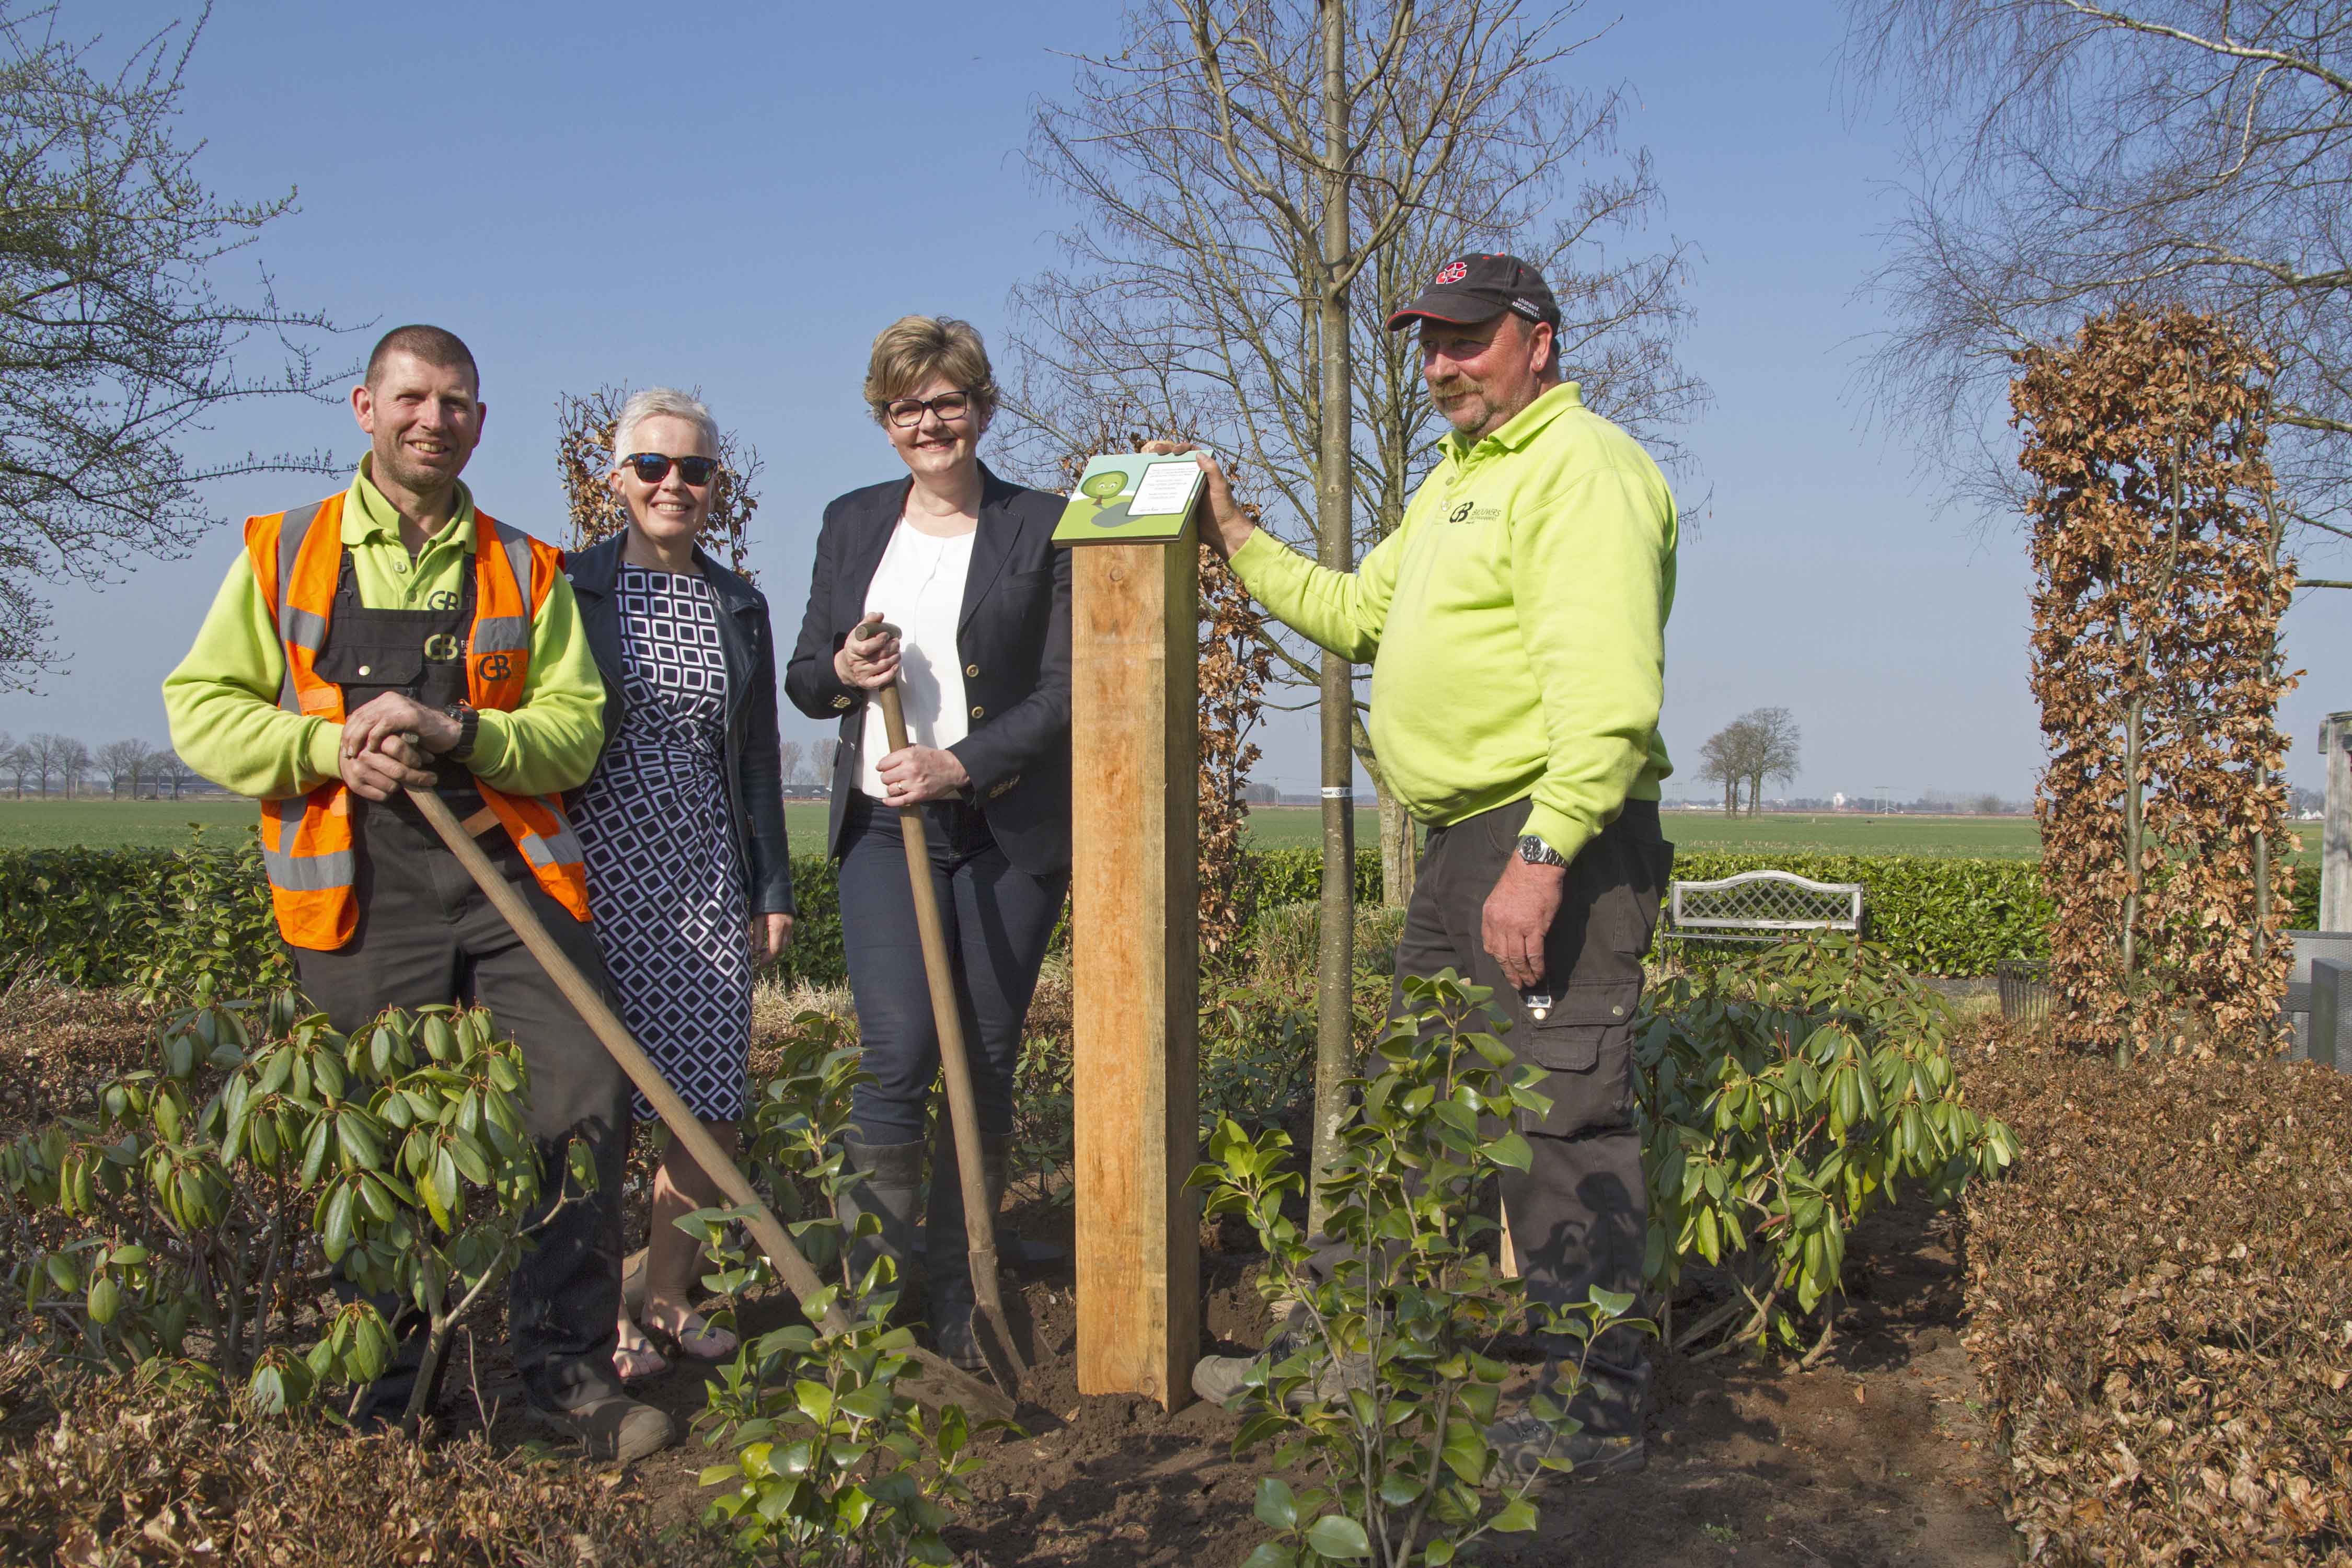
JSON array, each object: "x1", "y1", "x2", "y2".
[{"x1": 855, "y1": 517, "x2": 976, "y2": 799}]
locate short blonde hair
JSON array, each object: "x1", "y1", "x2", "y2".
[
  {"x1": 610, "y1": 386, "x2": 719, "y2": 469},
  {"x1": 863, "y1": 315, "x2": 999, "y2": 427}
]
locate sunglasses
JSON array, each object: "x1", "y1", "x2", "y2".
[
  {"x1": 621, "y1": 452, "x2": 719, "y2": 487},
  {"x1": 883, "y1": 390, "x2": 974, "y2": 428}
]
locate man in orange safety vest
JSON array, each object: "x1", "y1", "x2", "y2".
[{"x1": 164, "y1": 325, "x2": 669, "y2": 1462}]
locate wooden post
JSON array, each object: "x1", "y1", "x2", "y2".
[
  {"x1": 1068, "y1": 529, "x2": 1201, "y2": 1409},
  {"x1": 2323, "y1": 711, "x2": 2352, "y2": 931}
]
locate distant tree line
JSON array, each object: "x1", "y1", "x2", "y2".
[
  {"x1": 775, "y1": 739, "x2": 839, "y2": 788},
  {"x1": 0, "y1": 732, "x2": 201, "y2": 799}
]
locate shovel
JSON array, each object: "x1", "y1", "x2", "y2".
[
  {"x1": 872, "y1": 681, "x2": 1029, "y2": 1391},
  {"x1": 401, "y1": 781, "x2": 1016, "y2": 1426}
]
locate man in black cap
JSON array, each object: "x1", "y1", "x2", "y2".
[{"x1": 1176, "y1": 253, "x2": 1679, "y2": 1481}]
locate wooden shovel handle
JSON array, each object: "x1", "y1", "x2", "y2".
[
  {"x1": 401, "y1": 783, "x2": 1013, "y2": 1423},
  {"x1": 873, "y1": 689, "x2": 1010, "y2": 1313}
]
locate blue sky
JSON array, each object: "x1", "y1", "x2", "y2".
[{"x1": 4, "y1": 1, "x2": 2345, "y2": 803}]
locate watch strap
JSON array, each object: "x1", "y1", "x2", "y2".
[
  {"x1": 444, "y1": 702, "x2": 480, "y2": 764},
  {"x1": 1515, "y1": 833, "x2": 1567, "y2": 868}
]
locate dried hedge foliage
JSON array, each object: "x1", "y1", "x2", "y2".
[
  {"x1": 2013, "y1": 308, "x2": 2298, "y2": 1057},
  {"x1": 1963, "y1": 1033, "x2": 2352, "y2": 1563},
  {"x1": 0, "y1": 1347, "x2": 725, "y2": 1566},
  {"x1": 553, "y1": 384, "x2": 763, "y2": 580}
]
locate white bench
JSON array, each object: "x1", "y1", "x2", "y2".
[{"x1": 1664, "y1": 870, "x2": 1865, "y2": 947}]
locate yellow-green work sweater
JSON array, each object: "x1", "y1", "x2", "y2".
[
  {"x1": 1230, "y1": 381, "x2": 1676, "y2": 867},
  {"x1": 162, "y1": 460, "x2": 606, "y2": 802}
]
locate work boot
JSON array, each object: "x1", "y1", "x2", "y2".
[
  {"x1": 927, "y1": 1128, "x2": 1011, "y2": 1370},
  {"x1": 528, "y1": 1393, "x2": 676, "y2": 1465},
  {"x1": 1484, "y1": 1412, "x2": 1646, "y2": 1485},
  {"x1": 836, "y1": 1138, "x2": 926, "y2": 1304},
  {"x1": 1190, "y1": 1305, "x2": 1370, "y2": 1406}
]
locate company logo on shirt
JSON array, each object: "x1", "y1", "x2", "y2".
[
  {"x1": 423, "y1": 633, "x2": 461, "y2": 661},
  {"x1": 1446, "y1": 500, "x2": 1502, "y2": 524}
]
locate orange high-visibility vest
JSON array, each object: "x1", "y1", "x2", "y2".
[{"x1": 244, "y1": 492, "x2": 593, "y2": 951}]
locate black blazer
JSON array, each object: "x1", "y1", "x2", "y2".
[
  {"x1": 784, "y1": 463, "x2": 1071, "y2": 877},
  {"x1": 566, "y1": 534, "x2": 795, "y2": 917}
]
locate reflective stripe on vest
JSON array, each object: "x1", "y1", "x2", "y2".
[{"x1": 242, "y1": 495, "x2": 593, "y2": 948}]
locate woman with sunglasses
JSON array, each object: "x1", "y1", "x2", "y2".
[
  {"x1": 567, "y1": 387, "x2": 793, "y2": 1382},
  {"x1": 786, "y1": 316, "x2": 1070, "y2": 1368}
]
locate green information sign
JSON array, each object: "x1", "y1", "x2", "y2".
[{"x1": 1052, "y1": 452, "x2": 1207, "y2": 546}]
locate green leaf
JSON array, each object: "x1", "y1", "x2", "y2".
[
  {"x1": 1239, "y1": 1546, "x2": 1298, "y2": 1568},
  {"x1": 1301, "y1": 1516, "x2": 1371, "y2": 1559},
  {"x1": 1491, "y1": 1496, "x2": 1538, "y2": 1532},
  {"x1": 1485, "y1": 1131, "x2": 1532, "y2": 1172},
  {"x1": 1254, "y1": 1476, "x2": 1298, "y2": 1531}
]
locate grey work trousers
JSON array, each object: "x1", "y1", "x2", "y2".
[
  {"x1": 1395, "y1": 795, "x2": 1671, "y2": 1439},
  {"x1": 291, "y1": 794, "x2": 632, "y2": 1416}
]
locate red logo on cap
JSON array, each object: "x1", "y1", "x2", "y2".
[{"x1": 1433, "y1": 260, "x2": 1468, "y2": 285}]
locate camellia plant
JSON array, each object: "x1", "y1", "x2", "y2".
[
  {"x1": 692, "y1": 1008, "x2": 1000, "y2": 1568},
  {"x1": 1191, "y1": 970, "x2": 1647, "y2": 1568},
  {"x1": 0, "y1": 982, "x2": 579, "y2": 1432},
  {"x1": 1639, "y1": 932, "x2": 2019, "y2": 1362}
]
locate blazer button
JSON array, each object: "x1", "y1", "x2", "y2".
[
  {"x1": 833, "y1": 695, "x2": 852, "y2": 710},
  {"x1": 965, "y1": 663, "x2": 979, "y2": 678},
  {"x1": 970, "y1": 705, "x2": 985, "y2": 719}
]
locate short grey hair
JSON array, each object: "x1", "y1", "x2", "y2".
[{"x1": 609, "y1": 387, "x2": 720, "y2": 469}]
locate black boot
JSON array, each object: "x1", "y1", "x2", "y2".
[
  {"x1": 926, "y1": 1127, "x2": 1011, "y2": 1370},
  {"x1": 836, "y1": 1138, "x2": 926, "y2": 1306}
]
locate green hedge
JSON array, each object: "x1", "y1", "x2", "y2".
[{"x1": 0, "y1": 840, "x2": 2323, "y2": 991}]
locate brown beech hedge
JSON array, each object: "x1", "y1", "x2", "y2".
[{"x1": 1962, "y1": 1032, "x2": 2352, "y2": 1562}]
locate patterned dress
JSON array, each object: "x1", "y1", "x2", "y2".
[{"x1": 573, "y1": 566, "x2": 752, "y2": 1122}]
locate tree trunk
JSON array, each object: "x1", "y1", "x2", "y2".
[
  {"x1": 1350, "y1": 716, "x2": 1412, "y2": 909},
  {"x1": 1308, "y1": 0, "x2": 1356, "y2": 1236}
]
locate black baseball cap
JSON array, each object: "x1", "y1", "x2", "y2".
[{"x1": 1385, "y1": 252, "x2": 1560, "y2": 333}]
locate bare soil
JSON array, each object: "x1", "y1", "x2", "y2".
[{"x1": 445, "y1": 1190, "x2": 2017, "y2": 1568}]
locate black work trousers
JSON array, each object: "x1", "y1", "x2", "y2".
[
  {"x1": 836, "y1": 792, "x2": 1067, "y2": 1147},
  {"x1": 1396, "y1": 796, "x2": 1671, "y2": 1440},
  {"x1": 291, "y1": 795, "x2": 631, "y2": 1416}
]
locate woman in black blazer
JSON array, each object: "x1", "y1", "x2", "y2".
[
  {"x1": 785, "y1": 316, "x2": 1070, "y2": 1369},
  {"x1": 567, "y1": 388, "x2": 794, "y2": 1382}
]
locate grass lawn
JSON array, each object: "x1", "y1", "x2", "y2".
[
  {"x1": 12, "y1": 798, "x2": 2314, "y2": 867},
  {"x1": 1239, "y1": 804, "x2": 2050, "y2": 858},
  {"x1": 0, "y1": 798, "x2": 259, "y2": 849}
]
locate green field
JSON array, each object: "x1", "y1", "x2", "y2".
[
  {"x1": 1239, "y1": 804, "x2": 2049, "y2": 858},
  {"x1": 5, "y1": 799, "x2": 2314, "y2": 867}
]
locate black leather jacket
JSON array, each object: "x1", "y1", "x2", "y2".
[
  {"x1": 567, "y1": 534, "x2": 794, "y2": 916},
  {"x1": 784, "y1": 464, "x2": 1071, "y2": 877}
]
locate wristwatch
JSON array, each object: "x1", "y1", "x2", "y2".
[
  {"x1": 1516, "y1": 833, "x2": 1567, "y2": 868},
  {"x1": 442, "y1": 702, "x2": 480, "y2": 764}
]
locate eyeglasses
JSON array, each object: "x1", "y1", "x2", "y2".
[
  {"x1": 621, "y1": 453, "x2": 719, "y2": 487},
  {"x1": 883, "y1": 390, "x2": 974, "y2": 428}
]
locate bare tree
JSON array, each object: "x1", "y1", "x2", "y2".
[
  {"x1": 151, "y1": 747, "x2": 197, "y2": 800},
  {"x1": 23, "y1": 729, "x2": 61, "y2": 795},
  {"x1": 0, "y1": 6, "x2": 337, "y2": 684},
  {"x1": 777, "y1": 738, "x2": 804, "y2": 788},
  {"x1": 810, "y1": 737, "x2": 839, "y2": 781},
  {"x1": 1971, "y1": 792, "x2": 2006, "y2": 815},
  {"x1": 1736, "y1": 706, "x2": 1801, "y2": 815},
  {"x1": 2, "y1": 738, "x2": 25, "y2": 797},
  {"x1": 94, "y1": 736, "x2": 157, "y2": 797},
  {"x1": 1845, "y1": 0, "x2": 2352, "y2": 584},
  {"x1": 1698, "y1": 722, "x2": 1749, "y2": 814},
  {"x1": 53, "y1": 734, "x2": 87, "y2": 798},
  {"x1": 1005, "y1": 0, "x2": 1702, "y2": 1205}
]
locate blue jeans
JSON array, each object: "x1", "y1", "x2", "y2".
[{"x1": 836, "y1": 792, "x2": 1067, "y2": 1145}]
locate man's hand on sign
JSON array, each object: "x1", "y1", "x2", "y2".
[
  {"x1": 1482, "y1": 854, "x2": 1567, "y2": 991},
  {"x1": 342, "y1": 692, "x2": 463, "y2": 760},
  {"x1": 875, "y1": 744, "x2": 969, "y2": 805},
  {"x1": 1138, "y1": 441, "x2": 1255, "y2": 559},
  {"x1": 834, "y1": 612, "x2": 902, "y2": 690}
]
